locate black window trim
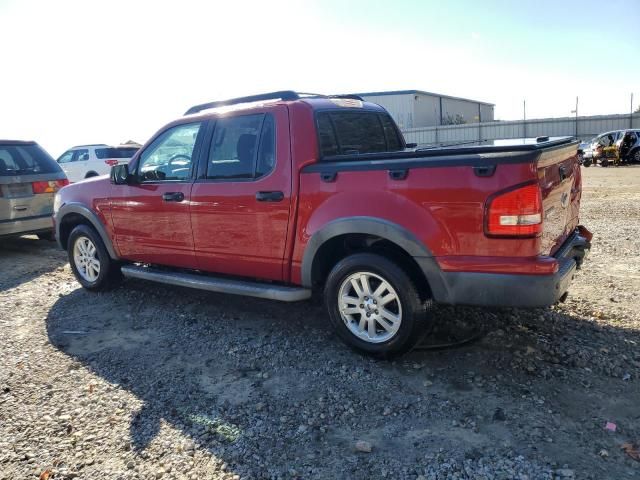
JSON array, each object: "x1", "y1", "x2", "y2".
[
  {"x1": 133, "y1": 120, "x2": 205, "y2": 184},
  {"x1": 314, "y1": 109, "x2": 406, "y2": 160},
  {"x1": 195, "y1": 112, "x2": 278, "y2": 184}
]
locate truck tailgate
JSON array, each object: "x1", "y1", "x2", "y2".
[{"x1": 537, "y1": 143, "x2": 581, "y2": 255}]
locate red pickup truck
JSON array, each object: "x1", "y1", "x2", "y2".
[{"x1": 54, "y1": 91, "x2": 591, "y2": 356}]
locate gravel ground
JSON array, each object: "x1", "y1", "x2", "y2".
[{"x1": 1, "y1": 165, "x2": 639, "y2": 480}]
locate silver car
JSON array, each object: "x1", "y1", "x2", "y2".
[{"x1": 0, "y1": 140, "x2": 68, "y2": 239}]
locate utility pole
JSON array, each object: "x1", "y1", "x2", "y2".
[
  {"x1": 570, "y1": 97, "x2": 578, "y2": 138},
  {"x1": 523, "y1": 100, "x2": 527, "y2": 138}
]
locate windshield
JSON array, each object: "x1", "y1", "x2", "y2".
[{"x1": 0, "y1": 143, "x2": 62, "y2": 176}]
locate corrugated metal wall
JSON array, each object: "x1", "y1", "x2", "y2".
[
  {"x1": 402, "y1": 113, "x2": 640, "y2": 145},
  {"x1": 361, "y1": 93, "x2": 415, "y2": 129},
  {"x1": 361, "y1": 93, "x2": 494, "y2": 128}
]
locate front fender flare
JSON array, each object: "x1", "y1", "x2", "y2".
[{"x1": 55, "y1": 202, "x2": 119, "y2": 259}]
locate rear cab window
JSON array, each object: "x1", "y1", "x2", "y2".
[
  {"x1": 0, "y1": 143, "x2": 61, "y2": 176},
  {"x1": 316, "y1": 111, "x2": 404, "y2": 158}
]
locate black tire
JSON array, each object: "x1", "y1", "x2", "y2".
[
  {"x1": 85, "y1": 171, "x2": 99, "y2": 178},
  {"x1": 583, "y1": 158, "x2": 592, "y2": 167},
  {"x1": 324, "y1": 253, "x2": 431, "y2": 358},
  {"x1": 37, "y1": 231, "x2": 55, "y2": 241},
  {"x1": 67, "y1": 224, "x2": 122, "y2": 291},
  {"x1": 600, "y1": 158, "x2": 609, "y2": 167},
  {"x1": 632, "y1": 149, "x2": 640, "y2": 164}
]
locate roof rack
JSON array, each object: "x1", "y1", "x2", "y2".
[{"x1": 184, "y1": 91, "x2": 365, "y2": 115}]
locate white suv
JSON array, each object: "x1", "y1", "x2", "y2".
[{"x1": 56, "y1": 144, "x2": 139, "y2": 183}]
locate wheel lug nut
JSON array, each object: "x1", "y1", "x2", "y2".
[
  {"x1": 359, "y1": 304, "x2": 364, "y2": 308},
  {"x1": 373, "y1": 300, "x2": 377, "y2": 304},
  {"x1": 375, "y1": 310, "x2": 379, "y2": 314},
  {"x1": 366, "y1": 313, "x2": 371, "y2": 317}
]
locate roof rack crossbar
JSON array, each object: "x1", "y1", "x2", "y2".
[{"x1": 185, "y1": 90, "x2": 301, "y2": 115}]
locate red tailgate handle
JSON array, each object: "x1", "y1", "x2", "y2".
[{"x1": 559, "y1": 165, "x2": 567, "y2": 181}]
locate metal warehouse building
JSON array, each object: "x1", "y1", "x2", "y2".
[{"x1": 355, "y1": 90, "x2": 495, "y2": 130}]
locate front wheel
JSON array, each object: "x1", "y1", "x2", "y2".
[
  {"x1": 583, "y1": 158, "x2": 592, "y2": 167},
  {"x1": 600, "y1": 158, "x2": 609, "y2": 167},
  {"x1": 68, "y1": 224, "x2": 122, "y2": 291},
  {"x1": 324, "y1": 253, "x2": 430, "y2": 357}
]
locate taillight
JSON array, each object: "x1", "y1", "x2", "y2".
[
  {"x1": 485, "y1": 183, "x2": 542, "y2": 237},
  {"x1": 104, "y1": 159, "x2": 119, "y2": 167},
  {"x1": 32, "y1": 179, "x2": 69, "y2": 194}
]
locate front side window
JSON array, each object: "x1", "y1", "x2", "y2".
[
  {"x1": 138, "y1": 122, "x2": 201, "y2": 182},
  {"x1": 316, "y1": 112, "x2": 404, "y2": 157},
  {"x1": 206, "y1": 113, "x2": 275, "y2": 180},
  {"x1": 57, "y1": 151, "x2": 74, "y2": 164}
]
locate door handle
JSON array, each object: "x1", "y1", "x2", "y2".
[
  {"x1": 162, "y1": 192, "x2": 185, "y2": 202},
  {"x1": 256, "y1": 191, "x2": 284, "y2": 202}
]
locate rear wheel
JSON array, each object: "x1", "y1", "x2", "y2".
[
  {"x1": 601, "y1": 158, "x2": 609, "y2": 167},
  {"x1": 583, "y1": 158, "x2": 592, "y2": 167},
  {"x1": 632, "y1": 149, "x2": 640, "y2": 163},
  {"x1": 68, "y1": 224, "x2": 121, "y2": 291},
  {"x1": 85, "y1": 171, "x2": 99, "y2": 178},
  {"x1": 324, "y1": 253, "x2": 430, "y2": 357}
]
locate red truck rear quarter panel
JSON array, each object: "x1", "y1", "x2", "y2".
[{"x1": 291, "y1": 160, "x2": 546, "y2": 284}]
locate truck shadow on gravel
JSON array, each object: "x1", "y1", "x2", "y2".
[
  {"x1": 0, "y1": 236, "x2": 66, "y2": 292},
  {"x1": 45, "y1": 280, "x2": 640, "y2": 479}
]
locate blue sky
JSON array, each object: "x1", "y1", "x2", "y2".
[{"x1": 0, "y1": 0, "x2": 638, "y2": 156}]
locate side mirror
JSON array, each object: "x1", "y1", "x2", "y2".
[{"x1": 110, "y1": 164, "x2": 134, "y2": 185}]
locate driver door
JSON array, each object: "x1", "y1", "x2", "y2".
[{"x1": 109, "y1": 121, "x2": 204, "y2": 269}]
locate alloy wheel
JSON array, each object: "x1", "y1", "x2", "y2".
[
  {"x1": 338, "y1": 272, "x2": 402, "y2": 343},
  {"x1": 73, "y1": 236, "x2": 101, "y2": 282}
]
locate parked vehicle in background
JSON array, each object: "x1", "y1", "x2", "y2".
[
  {"x1": 617, "y1": 130, "x2": 640, "y2": 163},
  {"x1": 53, "y1": 91, "x2": 591, "y2": 357},
  {"x1": 1, "y1": 140, "x2": 68, "y2": 240},
  {"x1": 582, "y1": 130, "x2": 622, "y2": 167},
  {"x1": 57, "y1": 144, "x2": 139, "y2": 183},
  {"x1": 577, "y1": 139, "x2": 593, "y2": 164}
]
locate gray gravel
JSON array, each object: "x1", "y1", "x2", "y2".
[{"x1": 1, "y1": 165, "x2": 639, "y2": 479}]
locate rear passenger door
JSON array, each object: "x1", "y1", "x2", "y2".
[{"x1": 190, "y1": 106, "x2": 292, "y2": 281}]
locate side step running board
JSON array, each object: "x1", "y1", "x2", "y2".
[{"x1": 121, "y1": 265, "x2": 312, "y2": 302}]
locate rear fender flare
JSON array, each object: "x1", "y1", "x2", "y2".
[
  {"x1": 56, "y1": 203, "x2": 119, "y2": 259},
  {"x1": 300, "y1": 216, "x2": 448, "y2": 300}
]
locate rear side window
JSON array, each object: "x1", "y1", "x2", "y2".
[
  {"x1": 207, "y1": 113, "x2": 276, "y2": 180},
  {"x1": 316, "y1": 112, "x2": 404, "y2": 157},
  {"x1": 71, "y1": 149, "x2": 89, "y2": 162},
  {"x1": 0, "y1": 143, "x2": 61, "y2": 176},
  {"x1": 95, "y1": 147, "x2": 139, "y2": 159}
]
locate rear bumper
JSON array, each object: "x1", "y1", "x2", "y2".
[
  {"x1": 0, "y1": 214, "x2": 53, "y2": 238},
  {"x1": 432, "y1": 227, "x2": 591, "y2": 308}
]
